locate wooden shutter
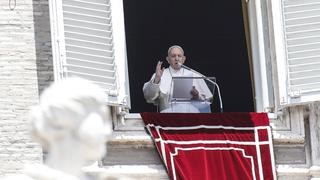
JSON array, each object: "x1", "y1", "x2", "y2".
[
  {"x1": 280, "y1": 0, "x2": 320, "y2": 105},
  {"x1": 49, "y1": 0, "x2": 130, "y2": 107}
]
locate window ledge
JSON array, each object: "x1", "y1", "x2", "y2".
[{"x1": 272, "y1": 131, "x2": 305, "y2": 144}]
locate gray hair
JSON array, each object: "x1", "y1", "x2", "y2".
[{"x1": 167, "y1": 45, "x2": 184, "y2": 55}]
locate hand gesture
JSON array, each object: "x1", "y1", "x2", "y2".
[
  {"x1": 153, "y1": 61, "x2": 164, "y2": 84},
  {"x1": 191, "y1": 86, "x2": 200, "y2": 100}
]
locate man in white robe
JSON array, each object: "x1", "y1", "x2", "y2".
[{"x1": 143, "y1": 45, "x2": 213, "y2": 112}]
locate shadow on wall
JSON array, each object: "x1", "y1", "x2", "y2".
[{"x1": 32, "y1": 0, "x2": 54, "y2": 95}]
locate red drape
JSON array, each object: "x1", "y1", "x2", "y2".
[{"x1": 141, "y1": 112, "x2": 276, "y2": 180}]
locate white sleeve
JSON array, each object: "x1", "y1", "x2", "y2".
[
  {"x1": 189, "y1": 70, "x2": 213, "y2": 99},
  {"x1": 194, "y1": 78, "x2": 213, "y2": 100},
  {"x1": 143, "y1": 74, "x2": 161, "y2": 104}
]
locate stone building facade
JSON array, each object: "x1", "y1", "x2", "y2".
[
  {"x1": 1, "y1": 0, "x2": 320, "y2": 179},
  {"x1": 0, "y1": 0, "x2": 51, "y2": 175}
]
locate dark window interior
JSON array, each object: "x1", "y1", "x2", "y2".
[{"x1": 123, "y1": 0, "x2": 254, "y2": 112}]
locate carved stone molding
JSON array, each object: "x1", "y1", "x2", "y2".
[{"x1": 271, "y1": 106, "x2": 306, "y2": 144}]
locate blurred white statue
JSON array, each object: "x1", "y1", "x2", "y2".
[{"x1": 3, "y1": 77, "x2": 112, "y2": 180}]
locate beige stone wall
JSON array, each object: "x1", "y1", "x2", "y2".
[{"x1": 0, "y1": 0, "x2": 53, "y2": 176}]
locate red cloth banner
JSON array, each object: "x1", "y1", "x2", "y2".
[{"x1": 141, "y1": 112, "x2": 276, "y2": 180}]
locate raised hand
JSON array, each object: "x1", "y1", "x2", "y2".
[{"x1": 153, "y1": 61, "x2": 165, "y2": 84}]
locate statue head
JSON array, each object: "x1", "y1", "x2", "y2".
[{"x1": 29, "y1": 77, "x2": 112, "y2": 162}]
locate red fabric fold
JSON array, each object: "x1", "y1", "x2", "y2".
[{"x1": 141, "y1": 112, "x2": 275, "y2": 180}]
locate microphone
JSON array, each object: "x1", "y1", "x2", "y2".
[
  {"x1": 180, "y1": 63, "x2": 223, "y2": 112},
  {"x1": 179, "y1": 63, "x2": 191, "y2": 70}
]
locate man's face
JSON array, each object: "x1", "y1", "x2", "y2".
[{"x1": 167, "y1": 47, "x2": 186, "y2": 70}]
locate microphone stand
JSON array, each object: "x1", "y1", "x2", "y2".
[{"x1": 181, "y1": 64, "x2": 223, "y2": 112}]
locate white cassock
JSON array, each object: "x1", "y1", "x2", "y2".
[{"x1": 143, "y1": 66, "x2": 213, "y2": 113}]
